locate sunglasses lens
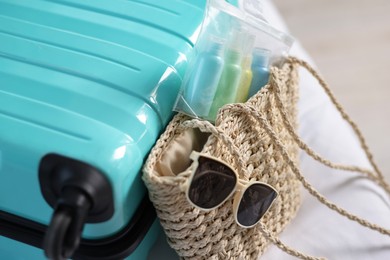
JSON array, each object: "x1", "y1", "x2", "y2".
[
  {"x1": 188, "y1": 156, "x2": 237, "y2": 209},
  {"x1": 236, "y1": 183, "x2": 277, "y2": 227}
]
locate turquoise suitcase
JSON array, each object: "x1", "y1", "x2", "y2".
[{"x1": 0, "y1": 0, "x2": 206, "y2": 259}]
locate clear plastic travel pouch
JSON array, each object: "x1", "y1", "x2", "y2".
[{"x1": 174, "y1": 0, "x2": 294, "y2": 122}]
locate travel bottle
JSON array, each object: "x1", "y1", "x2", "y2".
[
  {"x1": 235, "y1": 34, "x2": 255, "y2": 103},
  {"x1": 208, "y1": 35, "x2": 243, "y2": 121},
  {"x1": 248, "y1": 48, "x2": 270, "y2": 97},
  {"x1": 183, "y1": 38, "x2": 225, "y2": 118}
]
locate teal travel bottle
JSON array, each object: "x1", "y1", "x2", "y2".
[
  {"x1": 208, "y1": 44, "x2": 242, "y2": 121},
  {"x1": 183, "y1": 39, "x2": 225, "y2": 118},
  {"x1": 248, "y1": 48, "x2": 270, "y2": 97}
]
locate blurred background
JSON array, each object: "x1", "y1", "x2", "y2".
[{"x1": 273, "y1": 0, "x2": 390, "y2": 181}]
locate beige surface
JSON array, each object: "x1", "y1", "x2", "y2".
[{"x1": 273, "y1": 0, "x2": 390, "y2": 181}]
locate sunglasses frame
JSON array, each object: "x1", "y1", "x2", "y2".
[{"x1": 185, "y1": 151, "x2": 278, "y2": 228}]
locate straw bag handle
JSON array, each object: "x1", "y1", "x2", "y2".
[
  {"x1": 220, "y1": 56, "x2": 390, "y2": 259},
  {"x1": 274, "y1": 57, "x2": 390, "y2": 192},
  {"x1": 273, "y1": 57, "x2": 390, "y2": 229}
]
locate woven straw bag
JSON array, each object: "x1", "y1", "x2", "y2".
[{"x1": 143, "y1": 57, "x2": 390, "y2": 259}]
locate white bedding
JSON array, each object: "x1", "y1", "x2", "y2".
[{"x1": 148, "y1": 1, "x2": 390, "y2": 259}]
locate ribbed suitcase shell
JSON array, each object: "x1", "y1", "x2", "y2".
[{"x1": 0, "y1": 0, "x2": 206, "y2": 259}]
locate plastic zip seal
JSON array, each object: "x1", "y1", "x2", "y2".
[{"x1": 174, "y1": 0, "x2": 294, "y2": 122}]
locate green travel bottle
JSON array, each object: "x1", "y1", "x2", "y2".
[{"x1": 208, "y1": 43, "x2": 242, "y2": 121}]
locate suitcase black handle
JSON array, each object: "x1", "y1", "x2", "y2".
[{"x1": 39, "y1": 154, "x2": 114, "y2": 260}]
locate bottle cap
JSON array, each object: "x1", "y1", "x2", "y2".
[
  {"x1": 242, "y1": 33, "x2": 256, "y2": 57},
  {"x1": 240, "y1": 33, "x2": 255, "y2": 68},
  {"x1": 227, "y1": 29, "x2": 244, "y2": 52},
  {"x1": 204, "y1": 35, "x2": 225, "y2": 55},
  {"x1": 252, "y1": 48, "x2": 271, "y2": 67}
]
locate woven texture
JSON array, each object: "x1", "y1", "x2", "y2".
[{"x1": 143, "y1": 61, "x2": 301, "y2": 259}]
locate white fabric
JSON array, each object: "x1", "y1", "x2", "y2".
[{"x1": 148, "y1": 1, "x2": 390, "y2": 259}]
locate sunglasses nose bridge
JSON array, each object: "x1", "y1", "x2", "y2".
[
  {"x1": 236, "y1": 179, "x2": 248, "y2": 191},
  {"x1": 232, "y1": 189, "x2": 247, "y2": 228},
  {"x1": 232, "y1": 182, "x2": 256, "y2": 228}
]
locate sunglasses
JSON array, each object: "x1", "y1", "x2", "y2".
[{"x1": 186, "y1": 151, "x2": 278, "y2": 228}]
